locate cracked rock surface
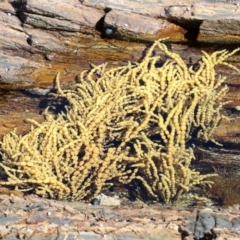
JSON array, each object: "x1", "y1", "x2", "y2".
[{"x1": 0, "y1": 193, "x2": 239, "y2": 239}]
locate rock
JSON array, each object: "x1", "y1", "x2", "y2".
[
  {"x1": 96, "y1": 193, "x2": 121, "y2": 206},
  {"x1": 82, "y1": 0, "x2": 165, "y2": 17},
  {"x1": 0, "y1": 0, "x2": 105, "y2": 91},
  {"x1": 1, "y1": 0, "x2": 240, "y2": 196},
  {"x1": 0, "y1": 194, "x2": 239, "y2": 239},
  {"x1": 103, "y1": 9, "x2": 187, "y2": 42},
  {"x1": 0, "y1": 10, "x2": 26, "y2": 50},
  {"x1": 0, "y1": 214, "x2": 20, "y2": 225},
  {"x1": 0, "y1": 71, "x2": 35, "y2": 90},
  {"x1": 1, "y1": 0, "x2": 240, "y2": 91},
  {"x1": 25, "y1": 0, "x2": 104, "y2": 33},
  {"x1": 194, "y1": 208, "x2": 240, "y2": 239},
  {"x1": 26, "y1": 210, "x2": 49, "y2": 224}
]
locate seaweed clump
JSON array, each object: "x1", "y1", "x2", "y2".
[{"x1": 0, "y1": 39, "x2": 239, "y2": 203}]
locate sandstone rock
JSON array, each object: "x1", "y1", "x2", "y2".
[
  {"x1": 1, "y1": 0, "x2": 240, "y2": 91},
  {"x1": 81, "y1": 0, "x2": 165, "y2": 17},
  {"x1": 25, "y1": 0, "x2": 104, "y2": 33},
  {"x1": 103, "y1": 9, "x2": 186, "y2": 42}
]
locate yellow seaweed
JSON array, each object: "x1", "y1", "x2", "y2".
[{"x1": 0, "y1": 39, "x2": 238, "y2": 203}]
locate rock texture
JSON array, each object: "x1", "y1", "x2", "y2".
[
  {"x1": 0, "y1": 1, "x2": 240, "y2": 239},
  {"x1": 0, "y1": 192, "x2": 239, "y2": 240},
  {"x1": 1, "y1": 0, "x2": 240, "y2": 91}
]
